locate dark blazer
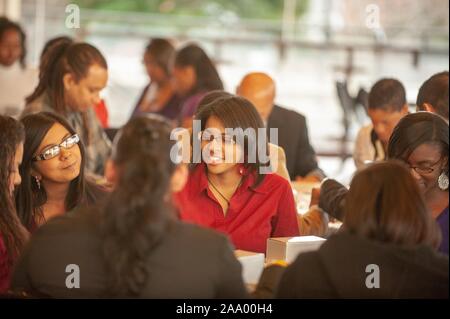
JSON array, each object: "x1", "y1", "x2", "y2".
[
  {"x1": 267, "y1": 105, "x2": 322, "y2": 180},
  {"x1": 276, "y1": 232, "x2": 449, "y2": 298},
  {"x1": 11, "y1": 209, "x2": 248, "y2": 299}
]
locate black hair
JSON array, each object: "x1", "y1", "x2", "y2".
[
  {"x1": 100, "y1": 115, "x2": 177, "y2": 297},
  {"x1": 174, "y1": 43, "x2": 223, "y2": 95},
  {"x1": 387, "y1": 112, "x2": 449, "y2": 177},
  {"x1": 417, "y1": 71, "x2": 449, "y2": 120},
  {"x1": 368, "y1": 78, "x2": 406, "y2": 112}
]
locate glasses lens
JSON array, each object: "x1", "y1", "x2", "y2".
[
  {"x1": 62, "y1": 135, "x2": 79, "y2": 148},
  {"x1": 43, "y1": 146, "x2": 60, "y2": 160}
]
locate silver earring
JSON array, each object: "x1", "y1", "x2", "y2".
[
  {"x1": 34, "y1": 176, "x2": 41, "y2": 190},
  {"x1": 438, "y1": 172, "x2": 449, "y2": 190}
]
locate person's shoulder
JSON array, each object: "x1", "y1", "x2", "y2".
[
  {"x1": 356, "y1": 123, "x2": 373, "y2": 138},
  {"x1": 22, "y1": 98, "x2": 44, "y2": 116},
  {"x1": 273, "y1": 104, "x2": 306, "y2": 122},
  {"x1": 32, "y1": 208, "x2": 99, "y2": 242},
  {"x1": 170, "y1": 221, "x2": 232, "y2": 251},
  {"x1": 255, "y1": 172, "x2": 292, "y2": 193},
  {"x1": 281, "y1": 250, "x2": 323, "y2": 289}
]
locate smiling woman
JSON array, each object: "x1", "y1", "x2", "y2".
[
  {"x1": 388, "y1": 112, "x2": 449, "y2": 255},
  {"x1": 15, "y1": 112, "x2": 108, "y2": 232},
  {"x1": 175, "y1": 91, "x2": 299, "y2": 253}
]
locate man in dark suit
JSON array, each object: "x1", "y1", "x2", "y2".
[{"x1": 237, "y1": 72, "x2": 324, "y2": 181}]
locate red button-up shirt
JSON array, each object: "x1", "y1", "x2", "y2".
[{"x1": 175, "y1": 164, "x2": 299, "y2": 253}]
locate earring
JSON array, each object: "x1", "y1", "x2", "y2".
[
  {"x1": 34, "y1": 176, "x2": 41, "y2": 190},
  {"x1": 438, "y1": 172, "x2": 449, "y2": 190}
]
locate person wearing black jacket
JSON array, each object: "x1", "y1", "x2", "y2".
[{"x1": 276, "y1": 161, "x2": 448, "y2": 298}]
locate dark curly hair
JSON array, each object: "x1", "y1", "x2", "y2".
[
  {"x1": 0, "y1": 115, "x2": 28, "y2": 264},
  {"x1": 100, "y1": 115, "x2": 177, "y2": 297}
]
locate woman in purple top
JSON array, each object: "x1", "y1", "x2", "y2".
[
  {"x1": 172, "y1": 43, "x2": 223, "y2": 128},
  {"x1": 388, "y1": 112, "x2": 449, "y2": 255}
]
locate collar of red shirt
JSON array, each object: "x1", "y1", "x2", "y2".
[{"x1": 191, "y1": 163, "x2": 269, "y2": 197}]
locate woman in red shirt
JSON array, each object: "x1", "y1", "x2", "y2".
[
  {"x1": 175, "y1": 92, "x2": 299, "y2": 253},
  {"x1": 0, "y1": 116, "x2": 28, "y2": 294}
]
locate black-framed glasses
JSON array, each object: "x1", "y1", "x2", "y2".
[
  {"x1": 407, "y1": 158, "x2": 442, "y2": 175},
  {"x1": 198, "y1": 130, "x2": 236, "y2": 145},
  {"x1": 32, "y1": 134, "x2": 80, "y2": 162}
]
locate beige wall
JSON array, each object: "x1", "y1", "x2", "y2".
[{"x1": 0, "y1": 0, "x2": 22, "y2": 20}]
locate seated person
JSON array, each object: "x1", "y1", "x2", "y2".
[
  {"x1": 0, "y1": 116, "x2": 28, "y2": 294},
  {"x1": 39, "y1": 36, "x2": 110, "y2": 129},
  {"x1": 416, "y1": 71, "x2": 448, "y2": 121},
  {"x1": 0, "y1": 18, "x2": 37, "y2": 117},
  {"x1": 22, "y1": 41, "x2": 111, "y2": 175},
  {"x1": 237, "y1": 72, "x2": 324, "y2": 182},
  {"x1": 277, "y1": 161, "x2": 448, "y2": 298},
  {"x1": 172, "y1": 43, "x2": 224, "y2": 128},
  {"x1": 319, "y1": 112, "x2": 449, "y2": 255},
  {"x1": 353, "y1": 78, "x2": 408, "y2": 169},
  {"x1": 175, "y1": 91, "x2": 303, "y2": 253},
  {"x1": 15, "y1": 112, "x2": 108, "y2": 232},
  {"x1": 11, "y1": 115, "x2": 247, "y2": 298},
  {"x1": 131, "y1": 38, "x2": 181, "y2": 121}
]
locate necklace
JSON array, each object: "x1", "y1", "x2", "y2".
[{"x1": 207, "y1": 174, "x2": 243, "y2": 206}]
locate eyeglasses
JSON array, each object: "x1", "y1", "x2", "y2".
[
  {"x1": 407, "y1": 158, "x2": 442, "y2": 175},
  {"x1": 198, "y1": 131, "x2": 236, "y2": 145},
  {"x1": 32, "y1": 134, "x2": 80, "y2": 162}
]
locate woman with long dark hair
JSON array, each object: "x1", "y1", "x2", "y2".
[
  {"x1": 22, "y1": 41, "x2": 111, "y2": 175},
  {"x1": 319, "y1": 113, "x2": 449, "y2": 255},
  {"x1": 15, "y1": 112, "x2": 106, "y2": 231},
  {"x1": 277, "y1": 161, "x2": 448, "y2": 298},
  {"x1": 175, "y1": 91, "x2": 299, "y2": 253},
  {"x1": 387, "y1": 112, "x2": 449, "y2": 254},
  {"x1": 11, "y1": 115, "x2": 247, "y2": 298},
  {"x1": 173, "y1": 43, "x2": 223, "y2": 127},
  {"x1": 0, "y1": 115, "x2": 28, "y2": 293}
]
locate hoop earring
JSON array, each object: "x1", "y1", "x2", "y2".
[
  {"x1": 34, "y1": 176, "x2": 41, "y2": 190},
  {"x1": 438, "y1": 172, "x2": 449, "y2": 190}
]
